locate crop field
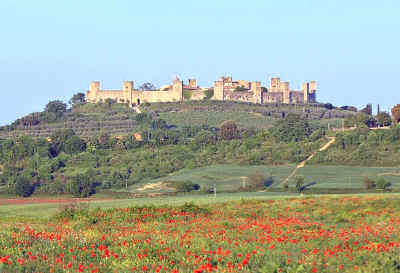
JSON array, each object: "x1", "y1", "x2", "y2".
[
  {"x1": 159, "y1": 111, "x2": 276, "y2": 130},
  {"x1": 298, "y1": 165, "x2": 400, "y2": 189},
  {"x1": 1, "y1": 195, "x2": 400, "y2": 272},
  {"x1": 132, "y1": 165, "x2": 295, "y2": 193},
  {"x1": 129, "y1": 164, "x2": 400, "y2": 194}
]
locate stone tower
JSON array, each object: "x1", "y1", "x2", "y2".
[
  {"x1": 213, "y1": 80, "x2": 224, "y2": 100},
  {"x1": 270, "y1": 77, "x2": 281, "y2": 90},
  {"x1": 172, "y1": 77, "x2": 183, "y2": 101},
  {"x1": 123, "y1": 81, "x2": 134, "y2": 104},
  {"x1": 281, "y1": 82, "x2": 290, "y2": 104},
  {"x1": 251, "y1": 81, "x2": 263, "y2": 104},
  {"x1": 188, "y1": 79, "x2": 197, "y2": 88},
  {"x1": 89, "y1": 81, "x2": 100, "y2": 102},
  {"x1": 302, "y1": 82, "x2": 309, "y2": 103}
]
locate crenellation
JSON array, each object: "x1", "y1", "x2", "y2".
[{"x1": 86, "y1": 75, "x2": 317, "y2": 106}]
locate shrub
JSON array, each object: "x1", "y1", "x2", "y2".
[
  {"x1": 172, "y1": 181, "x2": 200, "y2": 192},
  {"x1": 364, "y1": 176, "x2": 375, "y2": 190},
  {"x1": 248, "y1": 171, "x2": 265, "y2": 189},
  {"x1": 220, "y1": 120, "x2": 239, "y2": 140},
  {"x1": 376, "y1": 177, "x2": 391, "y2": 190},
  {"x1": 69, "y1": 173, "x2": 95, "y2": 197},
  {"x1": 272, "y1": 114, "x2": 312, "y2": 142},
  {"x1": 14, "y1": 176, "x2": 33, "y2": 197},
  {"x1": 294, "y1": 176, "x2": 305, "y2": 193}
]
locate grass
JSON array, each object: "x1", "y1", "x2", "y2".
[
  {"x1": 297, "y1": 165, "x2": 400, "y2": 188},
  {"x1": 160, "y1": 111, "x2": 276, "y2": 129},
  {"x1": 124, "y1": 164, "x2": 400, "y2": 194},
  {"x1": 127, "y1": 164, "x2": 296, "y2": 193}
]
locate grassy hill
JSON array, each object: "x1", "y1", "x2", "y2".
[{"x1": 0, "y1": 100, "x2": 355, "y2": 138}]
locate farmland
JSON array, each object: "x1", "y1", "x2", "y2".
[
  {"x1": 128, "y1": 164, "x2": 400, "y2": 194},
  {"x1": 1, "y1": 195, "x2": 400, "y2": 272}
]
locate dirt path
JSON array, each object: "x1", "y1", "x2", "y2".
[{"x1": 282, "y1": 136, "x2": 336, "y2": 185}]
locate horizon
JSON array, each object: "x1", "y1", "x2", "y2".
[{"x1": 1, "y1": 0, "x2": 399, "y2": 126}]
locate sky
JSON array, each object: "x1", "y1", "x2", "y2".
[{"x1": 0, "y1": 0, "x2": 399, "y2": 125}]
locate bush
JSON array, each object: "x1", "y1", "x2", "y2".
[
  {"x1": 376, "y1": 177, "x2": 391, "y2": 190},
  {"x1": 272, "y1": 114, "x2": 312, "y2": 142},
  {"x1": 364, "y1": 176, "x2": 375, "y2": 190},
  {"x1": 14, "y1": 176, "x2": 34, "y2": 197},
  {"x1": 247, "y1": 171, "x2": 267, "y2": 189},
  {"x1": 69, "y1": 173, "x2": 95, "y2": 197},
  {"x1": 220, "y1": 120, "x2": 239, "y2": 140},
  {"x1": 172, "y1": 181, "x2": 200, "y2": 192},
  {"x1": 294, "y1": 176, "x2": 305, "y2": 193}
]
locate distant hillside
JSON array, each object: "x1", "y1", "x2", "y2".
[{"x1": 0, "y1": 100, "x2": 356, "y2": 138}]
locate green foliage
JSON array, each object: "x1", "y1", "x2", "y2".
[
  {"x1": 376, "y1": 177, "x2": 391, "y2": 190},
  {"x1": 69, "y1": 93, "x2": 86, "y2": 107},
  {"x1": 364, "y1": 176, "x2": 375, "y2": 190},
  {"x1": 247, "y1": 171, "x2": 266, "y2": 189},
  {"x1": 345, "y1": 112, "x2": 376, "y2": 128},
  {"x1": 64, "y1": 136, "x2": 87, "y2": 154},
  {"x1": 171, "y1": 181, "x2": 200, "y2": 192},
  {"x1": 272, "y1": 114, "x2": 312, "y2": 142},
  {"x1": 44, "y1": 100, "x2": 67, "y2": 118},
  {"x1": 294, "y1": 175, "x2": 305, "y2": 193},
  {"x1": 69, "y1": 172, "x2": 96, "y2": 197},
  {"x1": 376, "y1": 112, "x2": 392, "y2": 127},
  {"x1": 14, "y1": 176, "x2": 33, "y2": 197},
  {"x1": 49, "y1": 129, "x2": 76, "y2": 157},
  {"x1": 220, "y1": 120, "x2": 239, "y2": 140}
]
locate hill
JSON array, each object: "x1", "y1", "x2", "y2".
[{"x1": 0, "y1": 100, "x2": 355, "y2": 138}]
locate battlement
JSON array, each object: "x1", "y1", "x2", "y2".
[{"x1": 86, "y1": 75, "x2": 317, "y2": 106}]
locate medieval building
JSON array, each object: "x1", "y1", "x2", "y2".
[{"x1": 86, "y1": 76, "x2": 317, "y2": 106}]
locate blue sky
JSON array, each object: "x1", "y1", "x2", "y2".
[{"x1": 0, "y1": 0, "x2": 399, "y2": 125}]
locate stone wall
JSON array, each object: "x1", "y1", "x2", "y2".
[{"x1": 86, "y1": 77, "x2": 317, "y2": 106}]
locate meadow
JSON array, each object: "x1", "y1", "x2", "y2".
[
  {"x1": 128, "y1": 164, "x2": 400, "y2": 194},
  {"x1": 1, "y1": 195, "x2": 400, "y2": 272}
]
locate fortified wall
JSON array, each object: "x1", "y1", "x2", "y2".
[
  {"x1": 86, "y1": 77, "x2": 183, "y2": 105},
  {"x1": 86, "y1": 76, "x2": 317, "y2": 106}
]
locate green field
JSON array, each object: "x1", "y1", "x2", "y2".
[
  {"x1": 298, "y1": 165, "x2": 400, "y2": 188},
  {"x1": 160, "y1": 111, "x2": 276, "y2": 129},
  {"x1": 2, "y1": 192, "x2": 400, "y2": 220},
  {"x1": 126, "y1": 164, "x2": 400, "y2": 193}
]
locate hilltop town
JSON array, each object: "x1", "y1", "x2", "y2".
[{"x1": 86, "y1": 76, "x2": 317, "y2": 106}]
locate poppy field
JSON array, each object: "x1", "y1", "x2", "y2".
[{"x1": 1, "y1": 195, "x2": 400, "y2": 272}]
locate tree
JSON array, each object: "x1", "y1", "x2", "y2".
[
  {"x1": 14, "y1": 176, "x2": 33, "y2": 197},
  {"x1": 294, "y1": 176, "x2": 305, "y2": 193},
  {"x1": 64, "y1": 136, "x2": 87, "y2": 154},
  {"x1": 272, "y1": 114, "x2": 312, "y2": 142},
  {"x1": 69, "y1": 93, "x2": 86, "y2": 107},
  {"x1": 247, "y1": 171, "x2": 267, "y2": 189},
  {"x1": 376, "y1": 112, "x2": 392, "y2": 127},
  {"x1": 44, "y1": 100, "x2": 67, "y2": 118},
  {"x1": 49, "y1": 129, "x2": 76, "y2": 157},
  {"x1": 392, "y1": 104, "x2": 400, "y2": 124},
  {"x1": 220, "y1": 120, "x2": 239, "y2": 140},
  {"x1": 69, "y1": 173, "x2": 95, "y2": 197},
  {"x1": 345, "y1": 112, "x2": 376, "y2": 128},
  {"x1": 138, "y1": 82, "x2": 157, "y2": 91},
  {"x1": 376, "y1": 177, "x2": 391, "y2": 190},
  {"x1": 104, "y1": 98, "x2": 117, "y2": 107}
]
